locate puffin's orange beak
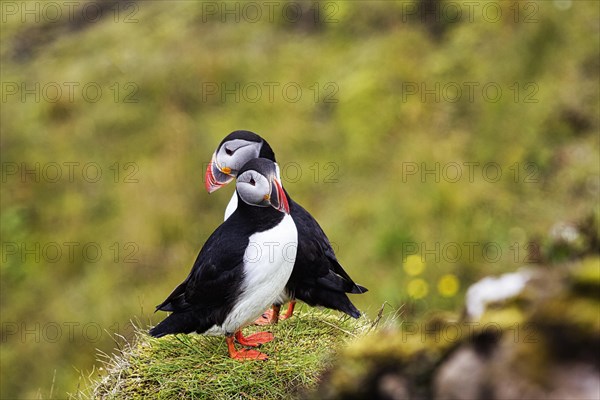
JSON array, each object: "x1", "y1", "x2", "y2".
[
  {"x1": 270, "y1": 177, "x2": 290, "y2": 214},
  {"x1": 205, "y1": 152, "x2": 234, "y2": 193}
]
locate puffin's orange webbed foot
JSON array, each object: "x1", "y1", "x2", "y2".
[
  {"x1": 253, "y1": 305, "x2": 281, "y2": 325},
  {"x1": 227, "y1": 336, "x2": 268, "y2": 360},
  {"x1": 235, "y1": 331, "x2": 274, "y2": 347},
  {"x1": 230, "y1": 348, "x2": 269, "y2": 360}
]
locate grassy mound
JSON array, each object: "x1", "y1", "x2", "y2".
[{"x1": 87, "y1": 309, "x2": 372, "y2": 399}]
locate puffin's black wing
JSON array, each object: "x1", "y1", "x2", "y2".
[
  {"x1": 291, "y1": 199, "x2": 367, "y2": 294},
  {"x1": 159, "y1": 231, "x2": 243, "y2": 311},
  {"x1": 319, "y1": 238, "x2": 368, "y2": 294},
  {"x1": 285, "y1": 199, "x2": 367, "y2": 319},
  {"x1": 150, "y1": 226, "x2": 245, "y2": 337}
]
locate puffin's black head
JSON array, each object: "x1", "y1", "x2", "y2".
[
  {"x1": 235, "y1": 158, "x2": 289, "y2": 214},
  {"x1": 205, "y1": 130, "x2": 276, "y2": 193}
]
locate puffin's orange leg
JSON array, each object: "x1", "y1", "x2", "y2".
[
  {"x1": 226, "y1": 336, "x2": 268, "y2": 360},
  {"x1": 235, "y1": 330, "x2": 274, "y2": 347},
  {"x1": 279, "y1": 301, "x2": 296, "y2": 320},
  {"x1": 254, "y1": 304, "x2": 281, "y2": 325}
]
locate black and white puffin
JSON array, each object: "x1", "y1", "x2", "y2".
[
  {"x1": 150, "y1": 158, "x2": 297, "y2": 360},
  {"x1": 205, "y1": 130, "x2": 367, "y2": 324}
]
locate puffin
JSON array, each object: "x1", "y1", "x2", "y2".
[
  {"x1": 205, "y1": 130, "x2": 367, "y2": 324},
  {"x1": 150, "y1": 158, "x2": 297, "y2": 360}
]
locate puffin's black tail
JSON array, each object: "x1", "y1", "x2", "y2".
[
  {"x1": 349, "y1": 283, "x2": 368, "y2": 294},
  {"x1": 149, "y1": 311, "x2": 199, "y2": 338},
  {"x1": 337, "y1": 296, "x2": 361, "y2": 319},
  {"x1": 297, "y1": 289, "x2": 362, "y2": 319}
]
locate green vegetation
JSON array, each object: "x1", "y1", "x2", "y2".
[
  {"x1": 1, "y1": 0, "x2": 598, "y2": 398},
  {"x1": 86, "y1": 309, "x2": 371, "y2": 399}
]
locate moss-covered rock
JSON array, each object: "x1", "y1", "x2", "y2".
[{"x1": 312, "y1": 219, "x2": 600, "y2": 399}]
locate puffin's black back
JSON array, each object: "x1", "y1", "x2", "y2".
[{"x1": 149, "y1": 190, "x2": 286, "y2": 338}]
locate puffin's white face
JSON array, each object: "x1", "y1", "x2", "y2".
[
  {"x1": 235, "y1": 162, "x2": 289, "y2": 214},
  {"x1": 206, "y1": 139, "x2": 262, "y2": 193},
  {"x1": 215, "y1": 139, "x2": 262, "y2": 177},
  {"x1": 236, "y1": 169, "x2": 271, "y2": 207}
]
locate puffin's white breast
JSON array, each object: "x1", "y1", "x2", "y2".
[{"x1": 208, "y1": 213, "x2": 297, "y2": 335}]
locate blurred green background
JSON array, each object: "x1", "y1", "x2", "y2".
[{"x1": 1, "y1": 0, "x2": 598, "y2": 398}]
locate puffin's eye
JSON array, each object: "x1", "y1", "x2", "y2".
[
  {"x1": 249, "y1": 177, "x2": 256, "y2": 186},
  {"x1": 225, "y1": 147, "x2": 233, "y2": 156}
]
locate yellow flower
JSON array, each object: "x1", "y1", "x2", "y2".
[
  {"x1": 404, "y1": 254, "x2": 425, "y2": 276},
  {"x1": 437, "y1": 274, "x2": 460, "y2": 297}
]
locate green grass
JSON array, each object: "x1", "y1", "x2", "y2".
[{"x1": 83, "y1": 309, "x2": 373, "y2": 399}]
